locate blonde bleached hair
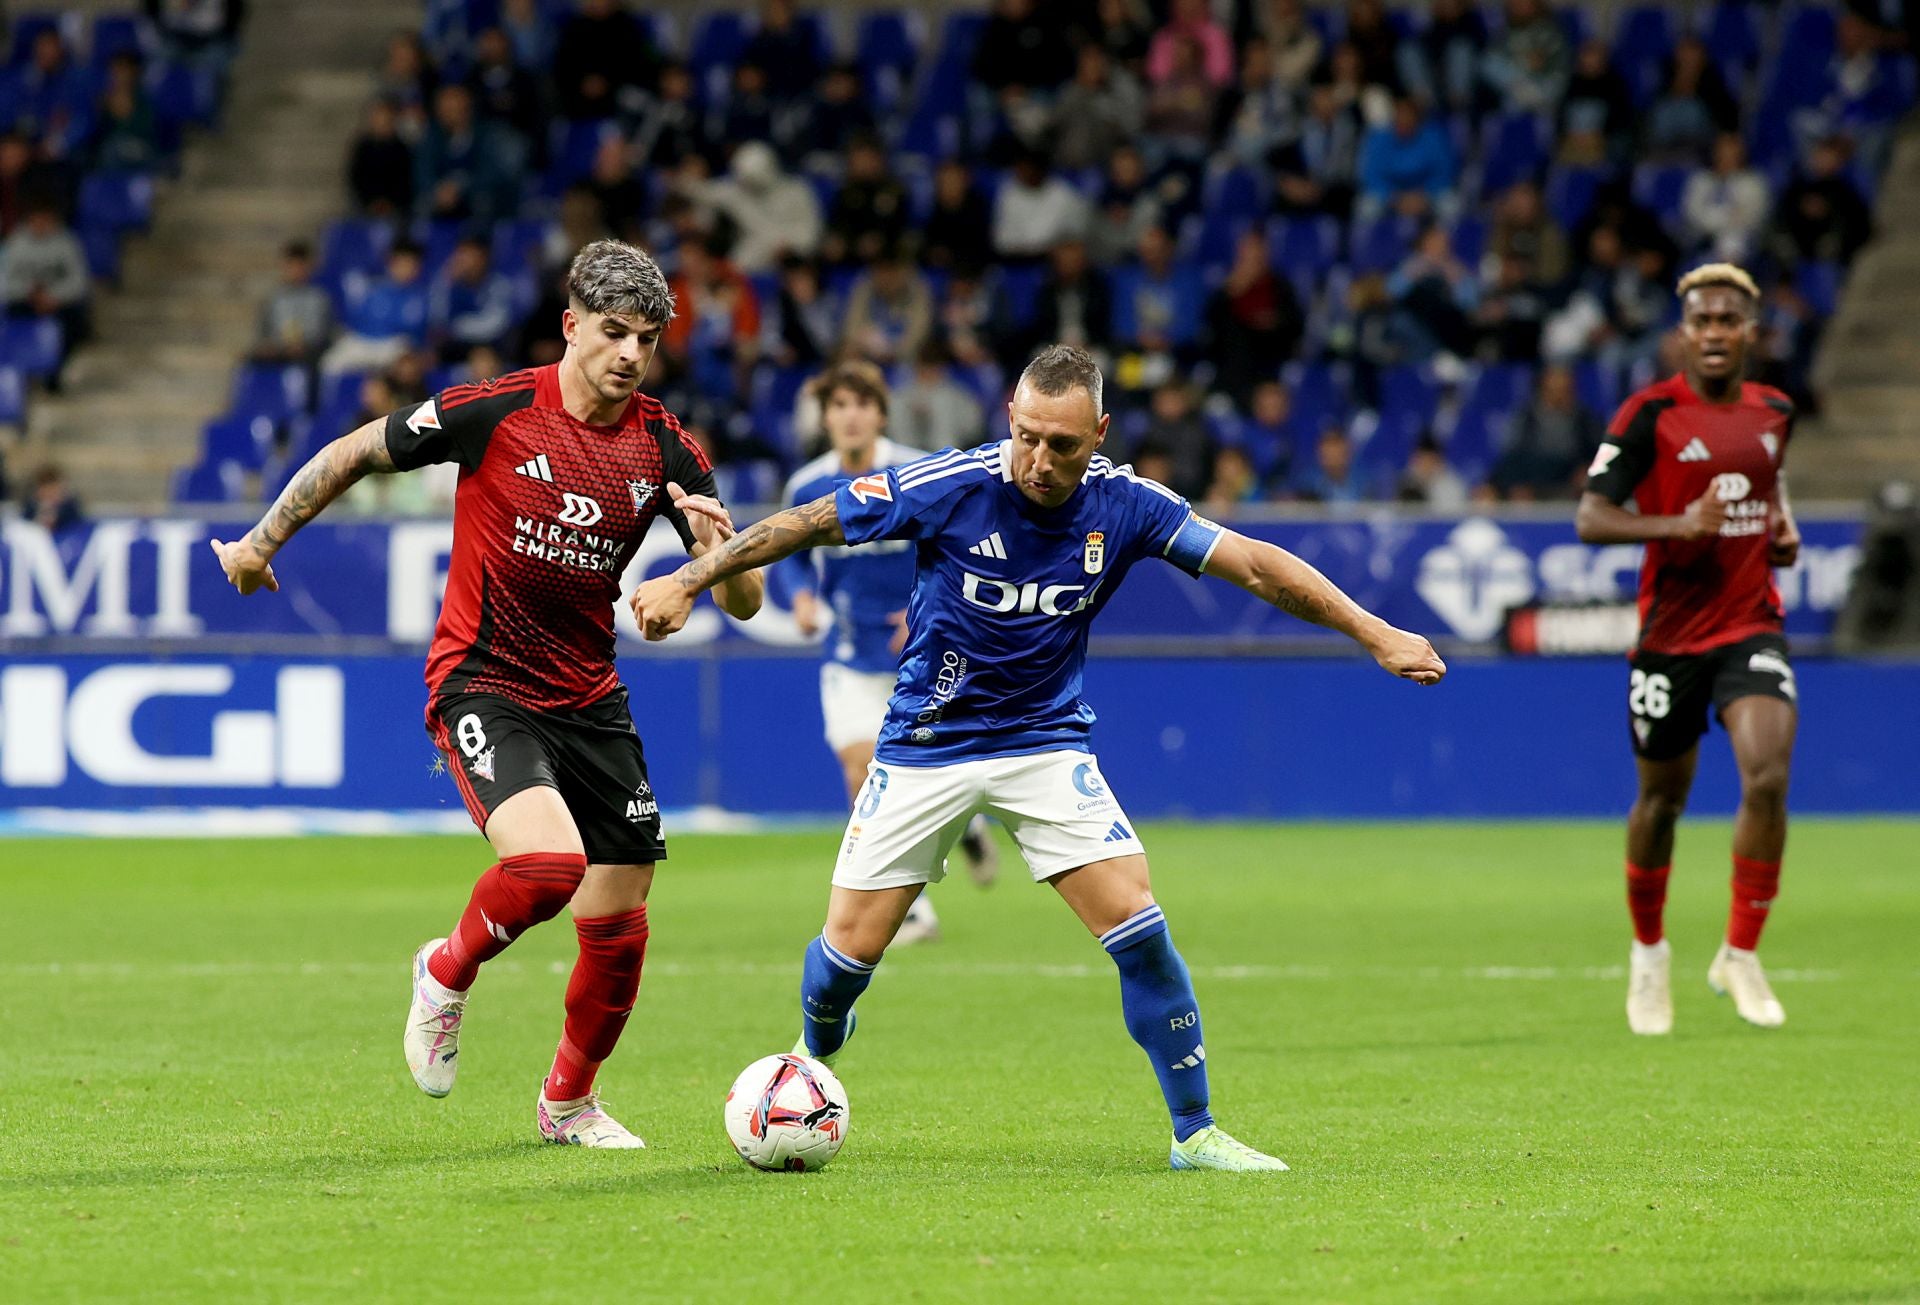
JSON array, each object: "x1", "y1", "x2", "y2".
[{"x1": 1675, "y1": 262, "x2": 1760, "y2": 304}]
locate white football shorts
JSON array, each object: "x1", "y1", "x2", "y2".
[
  {"x1": 820, "y1": 662, "x2": 897, "y2": 753},
  {"x1": 833, "y1": 749, "x2": 1146, "y2": 890}
]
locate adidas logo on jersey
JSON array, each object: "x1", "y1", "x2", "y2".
[
  {"x1": 967, "y1": 531, "x2": 1008, "y2": 560},
  {"x1": 514, "y1": 453, "x2": 555, "y2": 482},
  {"x1": 1677, "y1": 438, "x2": 1711, "y2": 463},
  {"x1": 1103, "y1": 820, "x2": 1134, "y2": 843}
]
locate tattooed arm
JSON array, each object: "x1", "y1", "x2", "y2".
[
  {"x1": 208, "y1": 419, "x2": 397, "y2": 595},
  {"x1": 631, "y1": 494, "x2": 845, "y2": 640},
  {"x1": 1203, "y1": 529, "x2": 1447, "y2": 684}
]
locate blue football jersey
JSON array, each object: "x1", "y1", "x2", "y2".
[
  {"x1": 782, "y1": 439, "x2": 918, "y2": 674},
  {"x1": 834, "y1": 440, "x2": 1225, "y2": 765}
]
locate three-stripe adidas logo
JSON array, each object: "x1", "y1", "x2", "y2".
[
  {"x1": 1677, "y1": 438, "x2": 1711, "y2": 463},
  {"x1": 1103, "y1": 820, "x2": 1134, "y2": 844},
  {"x1": 967, "y1": 531, "x2": 1008, "y2": 560},
  {"x1": 514, "y1": 453, "x2": 555, "y2": 482},
  {"x1": 1170, "y1": 1044, "x2": 1206, "y2": 1071}
]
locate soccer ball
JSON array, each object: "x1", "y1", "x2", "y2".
[{"x1": 723, "y1": 1053, "x2": 850, "y2": 1172}]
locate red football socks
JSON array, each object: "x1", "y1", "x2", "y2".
[
  {"x1": 1625, "y1": 861, "x2": 1670, "y2": 945},
  {"x1": 428, "y1": 852, "x2": 589, "y2": 991},
  {"x1": 1726, "y1": 855, "x2": 1781, "y2": 951},
  {"x1": 546, "y1": 906, "x2": 650, "y2": 1102}
]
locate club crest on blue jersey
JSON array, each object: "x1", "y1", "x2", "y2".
[{"x1": 1084, "y1": 531, "x2": 1105, "y2": 575}]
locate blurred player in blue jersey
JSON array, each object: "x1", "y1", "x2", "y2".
[
  {"x1": 635, "y1": 345, "x2": 1446, "y2": 1171},
  {"x1": 782, "y1": 362, "x2": 998, "y2": 946}
]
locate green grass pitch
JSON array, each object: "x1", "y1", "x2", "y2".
[{"x1": 2, "y1": 820, "x2": 1916, "y2": 1303}]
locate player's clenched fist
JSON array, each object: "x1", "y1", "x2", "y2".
[
  {"x1": 630, "y1": 575, "x2": 694, "y2": 641},
  {"x1": 208, "y1": 536, "x2": 279, "y2": 595},
  {"x1": 1368, "y1": 626, "x2": 1446, "y2": 685},
  {"x1": 1679, "y1": 489, "x2": 1730, "y2": 539}
]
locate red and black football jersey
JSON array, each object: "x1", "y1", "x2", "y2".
[
  {"x1": 384, "y1": 364, "x2": 717, "y2": 712},
  {"x1": 1585, "y1": 373, "x2": 1793, "y2": 657}
]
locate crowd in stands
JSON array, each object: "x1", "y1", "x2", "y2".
[
  {"x1": 0, "y1": 2, "x2": 240, "y2": 520},
  {"x1": 188, "y1": 0, "x2": 1910, "y2": 513}
]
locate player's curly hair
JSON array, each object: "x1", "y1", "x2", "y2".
[
  {"x1": 809, "y1": 359, "x2": 890, "y2": 417},
  {"x1": 1019, "y1": 344, "x2": 1105, "y2": 417},
  {"x1": 567, "y1": 239, "x2": 676, "y2": 325},
  {"x1": 1675, "y1": 262, "x2": 1760, "y2": 306}
]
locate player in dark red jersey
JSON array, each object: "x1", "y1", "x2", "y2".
[
  {"x1": 1576, "y1": 263, "x2": 1802, "y2": 1035},
  {"x1": 211, "y1": 240, "x2": 764, "y2": 1146}
]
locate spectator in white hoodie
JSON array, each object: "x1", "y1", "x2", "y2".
[{"x1": 683, "y1": 140, "x2": 823, "y2": 274}]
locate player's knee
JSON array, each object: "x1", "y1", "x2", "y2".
[
  {"x1": 1739, "y1": 758, "x2": 1791, "y2": 810},
  {"x1": 500, "y1": 850, "x2": 589, "y2": 923},
  {"x1": 1634, "y1": 788, "x2": 1688, "y2": 830}
]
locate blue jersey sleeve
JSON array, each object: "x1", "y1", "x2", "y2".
[
  {"x1": 1121, "y1": 468, "x2": 1225, "y2": 577},
  {"x1": 834, "y1": 448, "x2": 986, "y2": 545}
]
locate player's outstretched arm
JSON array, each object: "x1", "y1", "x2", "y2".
[
  {"x1": 1575, "y1": 489, "x2": 1726, "y2": 544},
  {"x1": 631, "y1": 493, "x2": 845, "y2": 640},
  {"x1": 1204, "y1": 529, "x2": 1447, "y2": 685},
  {"x1": 667, "y1": 481, "x2": 766, "y2": 620},
  {"x1": 208, "y1": 419, "x2": 397, "y2": 595}
]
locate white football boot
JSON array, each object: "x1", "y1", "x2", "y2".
[
  {"x1": 958, "y1": 814, "x2": 1000, "y2": 887},
  {"x1": 1626, "y1": 938, "x2": 1674, "y2": 1035},
  {"x1": 404, "y1": 939, "x2": 467, "y2": 1097},
  {"x1": 893, "y1": 894, "x2": 940, "y2": 946},
  {"x1": 1169, "y1": 1126, "x2": 1290, "y2": 1172},
  {"x1": 1708, "y1": 943, "x2": 1786, "y2": 1027},
  {"x1": 537, "y1": 1090, "x2": 647, "y2": 1148}
]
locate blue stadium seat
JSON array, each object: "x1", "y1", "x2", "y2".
[
  {"x1": 80, "y1": 225, "x2": 122, "y2": 282},
  {"x1": 546, "y1": 118, "x2": 615, "y2": 192},
  {"x1": 1699, "y1": 1, "x2": 1762, "y2": 72},
  {"x1": 897, "y1": 12, "x2": 985, "y2": 158},
  {"x1": 1611, "y1": 6, "x2": 1675, "y2": 102},
  {"x1": 1349, "y1": 214, "x2": 1414, "y2": 274},
  {"x1": 88, "y1": 14, "x2": 150, "y2": 68},
  {"x1": 1281, "y1": 360, "x2": 1349, "y2": 440},
  {"x1": 229, "y1": 364, "x2": 311, "y2": 423},
  {"x1": 994, "y1": 263, "x2": 1046, "y2": 332},
  {"x1": 171, "y1": 457, "x2": 245, "y2": 503},
  {"x1": 1545, "y1": 165, "x2": 1605, "y2": 232},
  {"x1": 1480, "y1": 113, "x2": 1547, "y2": 196},
  {"x1": 78, "y1": 171, "x2": 155, "y2": 233},
  {"x1": 689, "y1": 12, "x2": 748, "y2": 99},
  {"x1": 0, "y1": 365, "x2": 25, "y2": 425},
  {"x1": 1631, "y1": 163, "x2": 1691, "y2": 227},
  {"x1": 5, "y1": 12, "x2": 70, "y2": 68},
  {"x1": 1449, "y1": 215, "x2": 1487, "y2": 266},
  {"x1": 1571, "y1": 357, "x2": 1621, "y2": 420},
  {"x1": 202, "y1": 413, "x2": 279, "y2": 471},
  {"x1": 1796, "y1": 260, "x2": 1843, "y2": 317},
  {"x1": 491, "y1": 217, "x2": 550, "y2": 276},
  {"x1": 151, "y1": 60, "x2": 218, "y2": 126},
  {"x1": 1271, "y1": 215, "x2": 1337, "y2": 284},
  {"x1": 0, "y1": 316, "x2": 62, "y2": 378},
  {"x1": 856, "y1": 10, "x2": 921, "y2": 78}
]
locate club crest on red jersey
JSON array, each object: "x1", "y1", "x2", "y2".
[{"x1": 630, "y1": 479, "x2": 656, "y2": 513}]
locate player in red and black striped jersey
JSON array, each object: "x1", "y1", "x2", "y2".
[
  {"x1": 1576, "y1": 263, "x2": 1802, "y2": 1036},
  {"x1": 213, "y1": 240, "x2": 765, "y2": 1146}
]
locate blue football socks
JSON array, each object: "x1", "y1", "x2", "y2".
[
  {"x1": 1102, "y1": 905, "x2": 1215, "y2": 1142},
  {"x1": 799, "y1": 934, "x2": 875, "y2": 1058}
]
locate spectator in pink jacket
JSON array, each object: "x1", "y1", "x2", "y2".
[{"x1": 1147, "y1": 0, "x2": 1233, "y2": 90}]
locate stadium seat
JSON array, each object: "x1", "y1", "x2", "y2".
[
  {"x1": 1699, "y1": 1, "x2": 1762, "y2": 73},
  {"x1": 202, "y1": 413, "x2": 280, "y2": 471},
  {"x1": 0, "y1": 365, "x2": 25, "y2": 425},
  {"x1": 5, "y1": 12, "x2": 75, "y2": 69},
  {"x1": 1631, "y1": 163, "x2": 1691, "y2": 228},
  {"x1": 1796, "y1": 260, "x2": 1843, "y2": 318},
  {"x1": 1572, "y1": 357, "x2": 1621, "y2": 420},
  {"x1": 856, "y1": 10, "x2": 921, "y2": 79},
  {"x1": 1544, "y1": 165, "x2": 1605, "y2": 232},
  {"x1": 1480, "y1": 113, "x2": 1548, "y2": 196},
  {"x1": 545, "y1": 118, "x2": 616, "y2": 192},
  {"x1": 80, "y1": 224, "x2": 122, "y2": 283},
  {"x1": 78, "y1": 172, "x2": 155, "y2": 233},
  {"x1": 688, "y1": 12, "x2": 749, "y2": 99},
  {"x1": 88, "y1": 14, "x2": 151, "y2": 68},
  {"x1": 1611, "y1": 6, "x2": 1675, "y2": 102},
  {"x1": 150, "y1": 60, "x2": 218, "y2": 127},
  {"x1": 1449, "y1": 215, "x2": 1488, "y2": 267},
  {"x1": 1271, "y1": 215, "x2": 1337, "y2": 286},
  {"x1": 1349, "y1": 214, "x2": 1414, "y2": 274},
  {"x1": 229, "y1": 364, "x2": 311, "y2": 424},
  {"x1": 491, "y1": 217, "x2": 551, "y2": 277},
  {"x1": 0, "y1": 316, "x2": 62, "y2": 379},
  {"x1": 994, "y1": 263, "x2": 1047, "y2": 333},
  {"x1": 1281, "y1": 360, "x2": 1349, "y2": 440},
  {"x1": 171, "y1": 457, "x2": 245, "y2": 503}
]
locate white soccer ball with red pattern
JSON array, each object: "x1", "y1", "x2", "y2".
[{"x1": 724, "y1": 1053, "x2": 850, "y2": 1171}]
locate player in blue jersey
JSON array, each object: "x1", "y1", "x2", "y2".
[
  {"x1": 783, "y1": 362, "x2": 998, "y2": 946},
  {"x1": 635, "y1": 345, "x2": 1445, "y2": 1171}
]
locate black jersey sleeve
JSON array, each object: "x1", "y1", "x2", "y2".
[
  {"x1": 1585, "y1": 394, "x2": 1666, "y2": 505},
  {"x1": 384, "y1": 380, "x2": 533, "y2": 472},
  {"x1": 654, "y1": 409, "x2": 722, "y2": 553}
]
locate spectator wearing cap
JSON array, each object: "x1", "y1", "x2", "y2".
[
  {"x1": 0, "y1": 200, "x2": 92, "y2": 384},
  {"x1": 1358, "y1": 96, "x2": 1458, "y2": 222},
  {"x1": 250, "y1": 241, "x2": 334, "y2": 368},
  {"x1": 841, "y1": 246, "x2": 932, "y2": 366},
  {"x1": 822, "y1": 137, "x2": 909, "y2": 268},
  {"x1": 687, "y1": 141, "x2": 822, "y2": 274},
  {"x1": 554, "y1": 0, "x2": 659, "y2": 120},
  {"x1": 1487, "y1": 364, "x2": 1601, "y2": 500},
  {"x1": 992, "y1": 152, "x2": 1090, "y2": 263},
  {"x1": 321, "y1": 242, "x2": 429, "y2": 376}
]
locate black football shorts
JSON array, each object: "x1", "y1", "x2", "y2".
[
  {"x1": 1626, "y1": 632, "x2": 1797, "y2": 761},
  {"x1": 428, "y1": 688, "x2": 666, "y2": 864}
]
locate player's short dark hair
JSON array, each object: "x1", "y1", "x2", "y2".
[
  {"x1": 1018, "y1": 344, "x2": 1104, "y2": 417},
  {"x1": 810, "y1": 359, "x2": 889, "y2": 416},
  {"x1": 567, "y1": 238, "x2": 676, "y2": 326}
]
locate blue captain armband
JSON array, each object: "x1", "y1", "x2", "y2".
[{"x1": 1164, "y1": 512, "x2": 1225, "y2": 576}]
